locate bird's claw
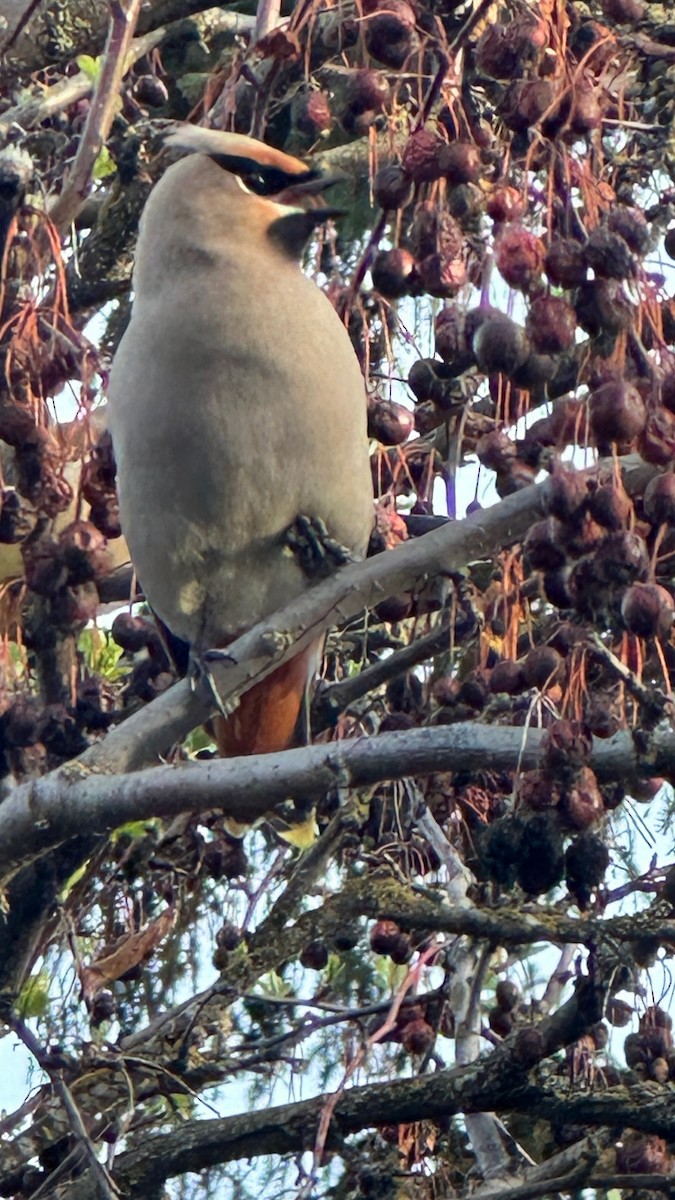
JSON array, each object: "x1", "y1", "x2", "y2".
[
  {"x1": 285, "y1": 513, "x2": 354, "y2": 578},
  {"x1": 189, "y1": 651, "x2": 236, "y2": 719}
]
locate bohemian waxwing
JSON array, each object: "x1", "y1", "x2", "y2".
[{"x1": 107, "y1": 127, "x2": 374, "y2": 755}]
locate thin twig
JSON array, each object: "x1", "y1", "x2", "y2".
[
  {"x1": 48, "y1": 0, "x2": 144, "y2": 233},
  {"x1": 1, "y1": 1007, "x2": 119, "y2": 1200}
]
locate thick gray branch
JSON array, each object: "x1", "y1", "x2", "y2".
[{"x1": 2, "y1": 716, "x2": 674, "y2": 881}]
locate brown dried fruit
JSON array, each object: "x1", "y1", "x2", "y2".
[
  {"x1": 133, "y1": 74, "x2": 169, "y2": 107},
  {"x1": 543, "y1": 719, "x2": 593, "y2": 775},
  {"x1": 293, "y1": 90, "x2": 332, "y2": 136},
  {"x1": 401, "y1": 128, "x2": 444, "y2": 183},
  {"x1": 111, "y1": 612, "x2": 153, "y2": 653},
  {"x1": 615, "y1": 1133, "x2": 669, "y2": 1176},
  {"x1": 496, "y1": 979, "x2": 521, "y2": 1012},
  {"x1": 575, "y1": 278, "x2": 633, "y2": 339},
  {"x1": 402, "y1": 1018, "x2": 435, "y2": 1055},
  {"x1": 367, "y1": 396, "x2": 414, "y2": 445},
  {"x1": 486, "y1": 185, "x2": 525, "y2": 224},
  {"x1": 545, "y1": 238, "x2": 587, "y2": 288},
  {"x1": 476, "y1": 428, "x2": 517, "y2": 472},
  {"x1": 58, "y1": 520, "x2": 111, "y2": 584},
  {"x1": 589, "y1": 379, "x2": 646, "y2": 446},
  {"x1": 300, "y1": 940, "x2": 329, "y2": 970},
  {"x1": 411, "y1": 202, "x2": 463, "y2": 260},
  {"x1": 416, "y1": 253, "x2": 466, "y2": 299},
  {"x1": 523, "y1": 644, "x2": 563, "y2": 688},
  {"x1": 434, "y1": 306, "x2": 473, "y2": 371},
  {"x1": 588, "y1": 481, "x2": 631, "y2": 530},
  {"x1": 494, "y1": 226, "x2": 545, "y2": 292},
  {"x1": 370, "y1": 919, "x2": 403, "y2": 955},
  {"x1": 373, "y1": 164, "x2": 414, "y2": 210},
  {"x1": 526, "y1": 296, "x2": 577, "y2": 355},
  {"x1": 562, "y1": 766, "x2": 604, "y2": 830},
  {"x1": 489, "y1": 659, "x2": 527, "y2": 694},
  {"x1": 489, "y1": 1006, "x2": 513, "y2": 1036},
  {"x1": 371, "y1": 248, "x2": 417, "y2": 299},
  {"x1": 606, "y1": 998, "x2": 633, "y2": 1027},
  {"x1": 519, "y1": 769, "x2": 562, "y2": 812},
  {"x1": 584, "y1": 226, "x2": 635, "y2": 280},
  {"x1": 365, "y1": 0, "x2": 417, "y2": 66},
  {"x1": 0, "y1": 487, "x2": 37, "y2": 544},
  {"x1": 640, "y1": 406, "x2": 675, "y2": 466},
  {"x1": 473, "y1": 314, "x2": 530, "y2": 377},
  {"x1": 524, "y1": 518, "x2": 567, "y2": 571},
  {"x1": 621, "y1": 582, "x2": 674, "y2": 639},
  {"x1": 643, "y1": 473, "x2": 675, "y2": 525},
  {"x1": 438, "y1": 141, "x2": 482, "y2": 185}
]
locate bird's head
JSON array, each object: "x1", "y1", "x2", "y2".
[{"x1": 164, "y1": 127, "x2": 344, "y2": 256}]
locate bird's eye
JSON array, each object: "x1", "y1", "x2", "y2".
[{"x1": 241, "y1": 171, "x2": 273, "y2": 195}]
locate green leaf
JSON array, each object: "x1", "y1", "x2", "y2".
[
  {"x1": 92, "y1": 145, "x2": 117, "y2": 181},
  {"x1": 76, "y1": 54, "x2": 101, "y2": 82},
  {"x1": 111, "y1": 819, "x2": 160, "y2": 845},
  {"x1": 58, "y1": 859, "x2": 90, "y2": 901},
  {"x1": 256, "y1": 970, "x2": 291, "y2": 999},
  {"x1": 17, "y1": 971, "x2": 50, "y2": 1019},
  {"x1": 78, "y1": 627, "x2": 124, "y2": 680}
]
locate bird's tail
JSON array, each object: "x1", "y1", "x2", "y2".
[{"x1": 213, "y1": 640, "x2": 322, "y2": 757}]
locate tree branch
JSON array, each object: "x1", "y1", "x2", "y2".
[
  {"x1": 48, "y1": 0, "x2": 144, "y2": 233},
  {"x1": 3, "y1": 714, "x2": 674, "y2": 881}
]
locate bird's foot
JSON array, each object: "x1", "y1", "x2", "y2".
[
  {"x1": 285, "y1": 514, "x2": 355, "y2": 579},
  {"x1": 189, "y1": 650, "x2": 237, "y2": 719}
]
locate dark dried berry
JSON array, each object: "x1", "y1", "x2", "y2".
[
  {"x1": 402, "y1": 1018, "x2": 434, "y2": 1055},
  {"x1": 606, "y1": 998, "x2": 633, "y2": 1027},
  {"x1": 523, "y1": 644, "x2": 563, "y2": 688},
  {"x1": 416, "y1": 253, "x2": 467, "y2": 299},
  {"x1": 438, "y1": 141, "x2": 481, "y2": 185},
  {"x1": 545, "y1": 238, "x2": 587, "y2": 288},
  {"x1": 589, "y1": 379, "x2": 646, "y2": 446},
  {"x1": 562, "y1": 767, "x2": 604, "y2": 831},
  {"x1": 370, "y1": 919, "x2": 403, "y2": 955},
  {"x1": 565, "y1": 832, "x2": 609, "y2": 909},
  {"x1": 0, "y1": 488, "x2": 37, "y2": 543},
  {"x1": 489, "y1": 659, "x2": 527, "y2": 694},
  {"x1": 90, "y1": 990, "x2": 115, "y2": 1026},
  {"x1": 293, "y1": 90, "x2": 332, "y2": 136},
  {"x1": 489, "y1": 1006, "x2": 513, "y2": 1036},
  {"x1": 371, "y1": 248, "x2": 417, "y2": 299},
  {"x1": 526, "y1": 296, "x2": 577, "y2": 354},
  {"x1": 133, "y1": 74, "x2": 169, "y2": 107},
  {"x1": 300, "y1": 939, "x2": 328, "y2": 970},
  {"x1": 373, "y1": 163, "x2": 414, "y2": 210},
  {"x1": 486, "y1": 185, "x2": 524, "y2": 224},
  {"x1": 401, "y1": 129, "x2": 444, "y2": 183},
  {"x1": 621, "y1": 582, "x2": 674, "y2": 639},
  {"x1": 643, "y1": 473, "x2": 675, "y2": 525},
  {"x1": 367, "y1": 396, "x2": 414, "y2": 445},
  {"x1": 524, "y1": 518, "x2": 567, "y2": 571},
  {"x1": 365, "y1": 0, "x2": 417, "y2": 67},
  {"x1": 584, "y1": 226, "x2": 634, "y2": 280},
  {"x1": 112, "y1": 612, "x2": 154, "y2": 653},
  {"x1": 575, "y1": 278, "x2": 633, "y2": 338},
  {"x1": 494, "y1": 226, "x2": 545, "y2": 292},
  {"x1": 473, "y1": 314, "x2": 529, "y2": 377},
  {"x1": 496, "y1": 979, "x2": 521, "y2": 1012}
]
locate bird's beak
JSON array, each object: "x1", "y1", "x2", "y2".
[{"x1": 275, "y1": 170, "x2": 348, "y2": 215}]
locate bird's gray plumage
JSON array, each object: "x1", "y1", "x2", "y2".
[{"x1": 107, "y1": 133, "x2": 373, "y2": 655}]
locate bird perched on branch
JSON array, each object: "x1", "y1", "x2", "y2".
[{"x1": 108, "y1": 127, "x2": 373, "y2": 756}]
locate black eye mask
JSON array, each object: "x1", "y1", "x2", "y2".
[{"x1": 210, "y1": 153, "x2": 319, "y2": 196}]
